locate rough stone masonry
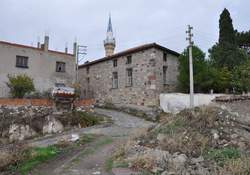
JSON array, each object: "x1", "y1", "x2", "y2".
[{"x1": 78, "y1": 43, "x2": 180, "y2": 107}]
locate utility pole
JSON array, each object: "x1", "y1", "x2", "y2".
[
  {"x1": 186, "y1": 25, "x2": 194, "y2": 108},
  {"x1": 76, "y1": 45, "x2": 87, "y2": 83}
]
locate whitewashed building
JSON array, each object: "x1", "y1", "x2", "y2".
[{"x1": 0, "y1": 36, "x2": 76, "y2": 97}]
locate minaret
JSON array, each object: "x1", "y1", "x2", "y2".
[{"x1": 104, "y1": 15, "x2": 116, "y2": 57}]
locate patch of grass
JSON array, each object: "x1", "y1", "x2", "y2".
[
  {"x1": 95, "y1": 137, "x2": 113, "y2": 147},
  {"x1": 105, "y1": 157, "x2": 129, "y2": 172},
  {"x1": 70, "y1": 137, "x2": 113, "y2": 166},
  {"x1": 60, "y1": 111, "x2": 104, "y2": 128},
  {"x1": 205, "y1": 147, "x2": 241, "y2": 166},
  {"x1": 139, "y1": 171, "x2": 161, "y2": 175},
  {"x1": 104, "y1": 158, "x2": 113, "y2": 172},
  {"x1": 153, "y1": 116, "x2": 185, "y2": 135},
  {"x1": 76, "y1": 134, "x2": 97, "y2": 146},
  {"x1": 219, "y1": 156, "x2": 250, "y2": 175},
  {"x1": 113, "y1": 161, "x2": 129, "y2": 168},
  {"x1": 16, "y1": 146, "x2": 60, "y2": 175}
]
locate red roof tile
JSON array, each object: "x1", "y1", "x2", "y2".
[
  {"x1": 79, "y1": 43, "x2": 179, "y2": 68},
  {"x1": 0, "y1": 40, "x2": 74, "y2": 57}
]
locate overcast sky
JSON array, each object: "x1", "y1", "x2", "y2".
[{"x1": 0, "y1": 0, "x2": 249, "y2": 62}]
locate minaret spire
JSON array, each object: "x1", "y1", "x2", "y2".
[
  {"x1": 107, "y1": 13, "x2": 113, "y2": 32},
  {"x1": 104, "y1": 14, "x2": 116, "y2": 57}
]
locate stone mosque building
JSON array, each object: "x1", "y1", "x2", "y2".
[{"x1": 78, "y1": 16, "x2": 180, "y2": 107}]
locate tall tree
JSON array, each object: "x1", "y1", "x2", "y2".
[
  {"x1": 219, "y1": 9, "x2": 236, "y2": 45},
  {"x1": 209, "y1": 8, "x2": 247, "y2": 70},
  {"x1": 178, "y1": 46, "x2": 212, "y2": 93}
]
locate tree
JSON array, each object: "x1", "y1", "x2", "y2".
[
  {"x1": 6, "y1": 74, "x2": 35, "y2": 98},
  {"x1": 219, "y1": 8, "x2": 236, "y2": 45},
  {"x1": 178, "y1": 46, "x2": 211, "y2": 93},
  {"x1": 232, "y1": 60, "x2": 250, "y2": 93},
  {"x1": 236, "y1": 30, "x2": 250, "y2": 54},
  {"x1": 209, "y1": 8, "x2": 247, "y2": 70}
]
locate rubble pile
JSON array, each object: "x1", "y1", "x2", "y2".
[{"x1": 113, "y1": 105, "x2": 250, "y2": 175}]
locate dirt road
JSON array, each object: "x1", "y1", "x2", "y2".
[{"x1": 29, "y1": 108, "x2": 154, "y2": 175}]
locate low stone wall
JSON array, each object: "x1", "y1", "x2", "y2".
[
  {"x1": 0, "y1": 98, "x2": 52, "y2": 106},
  {"x1": 0, "y1": 98, "x2": 95, "y2": 143},
  {"x1": 0, "y1": 98, "x2": 95, "y2": 107}
]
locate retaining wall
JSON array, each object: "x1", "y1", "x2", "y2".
[{"x1": 0, "y1": 98, "x2": 95, "y2": 107}]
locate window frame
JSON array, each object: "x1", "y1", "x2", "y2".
[
  {"x1": 126, "y1": 55, "x2": 132, "y2": 64},
  {"x1": 112, "y1": 72, "x2": 118, "y2": 89},
  {"x1": 86, "y1": 67, "x2": 90, "y2": 74},
  {"x1": 113, "y1": 59, "x2": 117, "y2": 67},
  {"x1": 126, "y1": 68, "x2": 133, "y2": 87},
  {"x1": 56, "y1": 61, "x2": 66, "y2": 72},
  {"x1": 16, "y1": 55, "x2": 29, "y2": 68},
  {"x1": 163, "y1": 52, "x2": 167, "y2": 62},
  {"x1": 163, "y1": 66, "x2": 168, "y2": 85}
]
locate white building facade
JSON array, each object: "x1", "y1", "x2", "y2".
[{"x1": 0, "y1": 36, "x2": 76, "y2": 97}]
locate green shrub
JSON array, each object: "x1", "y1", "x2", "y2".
[
  {"x1": 205, "y1": 147, "x2": 240, "y2": 166},
  {"x1": 6, "y1": 74, "x2": 35, "y2": 98}
]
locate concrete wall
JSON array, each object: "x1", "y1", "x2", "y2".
[
  {"x1": 160, "y1": 93, "x2": 225, "y2": 113},
  {"x1": 79, "y1": 47, "x2": 179, "y2": 107},
  {"x1": 0, "y1": 43, "x2": 75, "y2": 97}
]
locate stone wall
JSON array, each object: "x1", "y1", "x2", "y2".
[
  {"x1": 79, "y1": 47, "x2": 179, "y2": 107},
  {"x1": 0, "y1": 98, "x2": 95, "y2": 143}
]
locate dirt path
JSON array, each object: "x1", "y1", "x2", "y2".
[{"x1": 28, "y1": 108, "x2": 154, "y2": 175}]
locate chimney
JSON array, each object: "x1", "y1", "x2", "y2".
[
  {"x1": 65, "y1": 42, "x2": 68, "y2": 53},
  {"x1": 37, "y1": 41, "x2": 40, "y2": 48},
  {"x1": 44, "y1": 35, "x2": 49, "y2": 51}
]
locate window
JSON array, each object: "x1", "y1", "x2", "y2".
[
  {"x1": 163, "y1": 66, "x2": 168, "y2": 84},
  {"x1": 163, "y1": 53, "x2": 167, "y2": 62},
  {"x1": 113, "y1": 59, "x2": 117, "y2": 67},
  {"x1": 86, "y1": 67, "x2": 89, "y2": 74},
  {"x1": 126, "y1": 55, "x2": 132, "y2": 64},
  {"x1": 56, "y1": 62, "x2": 66, "y2": 72},
  {"x1": 16, "y1": 56, "x2": 28, "y2": 68},
  {"x1": 87, "y1": 77, "x2": 90, "y2": 84},
  {"x1": 55, "y1": 83, "x2": 65, "y2": 87},
  {"x1": 112, "y1": 72, "x2": 118, "y2": 88},
  {"x1": 126, "y1": 68, "x2": 133, "y2": 87}
]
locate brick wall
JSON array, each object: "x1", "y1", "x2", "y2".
[{"x1": 0, "y1": 98, "x2": 95, "y2": 107}]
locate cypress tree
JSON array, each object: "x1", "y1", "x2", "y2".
[
  {"x1": 209, "y1": 8, "x2": 247, "y2": 70},
  {"x1": 219, "y1": 8, "x2": 236, "y2": 45}
]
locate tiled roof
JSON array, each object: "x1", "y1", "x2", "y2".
[
  {"x1": 0, "y1": 40, "x2": 74, "y2": 57},
  {"x1": 79, "y1": 43, "x2": 180, "y2": 68}
]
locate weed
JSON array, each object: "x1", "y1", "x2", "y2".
[
  {"x1": 139, "y1": 171, "x2": 161, "y2": 175},
  {"x1": 104, "y1": 158, "x2": 113, "y2": 172},
  {"x1": 219, "y1": 156, "x2": 250, "y2": 175},
  {"x1": 76, "y1": 134, "x2": 96, "y2": 146},
  {"x1": 152, "y1": 116, "x2": 184, "y2": 135},
  {"x1": 17, "y1": 146, "x2": 60, "y2": 175},
  {"x1": 205, "y1": 147, "x2": 241, "y2": 166},
  {"x1": 60, "y1": 111, "x2": 104, "y2": 128}
]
